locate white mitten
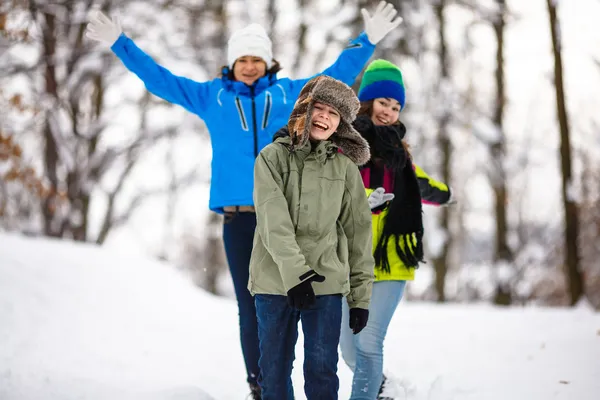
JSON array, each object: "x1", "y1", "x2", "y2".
[
  {"x1": 85, "y1": 10, "x2": 122, "y2": 46},
  {"x1": 445, "y1": 187, "x2": 457, "y2": 206},
  {"x1": 361, "y1": 1, "x2": 403, "y2": 45},
  {"x1": 368, "y1": 187, "x2": 395, "y2": 210}
]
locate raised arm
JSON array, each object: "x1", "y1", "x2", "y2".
[
  {"x1": 86, "y1": 11, "x2": 212, "y2": 117},
  {"x1": 413, "y1": 163, "x2": 453, "y2": 206},
  {"x1": 285, "y1": 1, "x2": 402, "y2": 96}
]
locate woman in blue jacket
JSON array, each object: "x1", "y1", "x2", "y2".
[{"x1": 86, "y1": 3, "x2": 402, "y2": 398}]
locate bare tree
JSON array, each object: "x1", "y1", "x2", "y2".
[
  {"x1": 489, "y1": 0, "x2": 513, "y2": 305},
  {"x1": 202, "y1": 212, "x2": 226, "y2": 294},
  {"x1": 545, "y1": 0, "x2": 584, "y2": 305},
  {"x1": 180, "y1": 212, "x2": 226, "y2": 295},
  {"x1": 579, "y1": 144, "x2": 600, "y2": 309},
  {"x1": 430, "y1": 0, "x2": 453, "y2": 302},
  {"x1": 1, "y1": 1, "x2": 207, "y2": 245}
]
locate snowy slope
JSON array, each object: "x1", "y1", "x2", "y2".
[{"x1": 1, "y1": 233, "x2": 599, "y2": 400}]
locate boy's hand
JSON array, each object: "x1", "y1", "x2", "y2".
[
  {"x1": 286, "y1": 271, "x2": 325, "y2": 310},
  {"x1": 361, "y1": 1, "x2": 403, "y2": 45}
]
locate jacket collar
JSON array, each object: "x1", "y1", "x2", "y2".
[
  {"x1": 274, "y1": 126, "x2": 369, "y2": 165},
  {"x1": 275, "y1": 135, "x2": 338, "y2": 164}
]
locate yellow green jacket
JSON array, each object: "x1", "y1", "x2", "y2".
[
  {"x1": 414, "y1": 164, "x2": 451, "y2": 206},
  {"x1": 368, "y1": 164, "x2": 450, "y2": 282}
]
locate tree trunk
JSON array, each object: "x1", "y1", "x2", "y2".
[
  {"x1": 491, "y1": 0, "x2": 513, "y2": 306},
  {"x1": 546, "y1": 0, "x2": 584, "y2": 305},
  {"x1": 40, "y1": 11, "x2": 60, "y2": 238},
  {"x1": 431, "y1": 0, "x2": 452, "y2": 302},
  {"x1": 203, "y1": 212, "x2": 225, "y2": 295}
]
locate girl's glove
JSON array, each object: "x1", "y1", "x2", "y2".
[{"x1": 368, "y1": 187, "x2": 395, "y2": 210}]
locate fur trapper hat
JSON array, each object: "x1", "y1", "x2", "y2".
[{"x1": 287, "y1": 75, "x2": 370, "y2": 165}]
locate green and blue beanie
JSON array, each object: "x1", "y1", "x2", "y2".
[{"x1": 357, "y1": 59, "x2": 406, "y2": 110}]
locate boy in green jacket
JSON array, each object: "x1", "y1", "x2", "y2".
[{"x1": 249, "y1": 75, "x2": 375, "y2": 400}]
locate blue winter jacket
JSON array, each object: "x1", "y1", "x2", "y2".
[{"x1": 111, "y1": 33, "x2": 375, "y2": 213}]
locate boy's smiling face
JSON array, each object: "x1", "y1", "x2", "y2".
[{"x1": 309, "y1": 102, "x2": 341, "y2": 141}]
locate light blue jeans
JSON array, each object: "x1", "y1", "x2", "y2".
[{"x1": 340, "y1": 280, "x2": 407, "y2": 400}]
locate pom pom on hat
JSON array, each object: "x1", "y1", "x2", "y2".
[{"x1": 227, "y1": 24, "x2": 273, "y2": 68}]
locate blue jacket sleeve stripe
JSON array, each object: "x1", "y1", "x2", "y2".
[{"x1": 110, "y1": 34, "x2": 213, "y2": 118}]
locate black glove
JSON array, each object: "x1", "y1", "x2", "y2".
[
  {"x1": 286, "y1": 271, "x2": 325, "y2": 310},
  {"x1": 349, "y1": 308, "x2": 369, "y2": 334}
]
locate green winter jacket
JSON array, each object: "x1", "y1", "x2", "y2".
[{"x1": 248, "y1": 134, "x2": 375, "y2": 309}]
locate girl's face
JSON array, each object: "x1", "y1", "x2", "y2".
[
  {"x1": 309, "y1": 102, "x2": 341, "y2": 141},
  {"x1": 233, "y1": 56, "x2": 267, "y2": 86},
  {"x1": 371, "y1": 97, "x2": 401, "y2": 126}
]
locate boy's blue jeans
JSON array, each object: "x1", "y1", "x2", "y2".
[
  {"x1": 222, "y1": 212, "x2": 260, "y2": 386},
  {"x1": 255, "y1": 294, "x2": 343, "y2": 400},
  {"x1": 339, "y1": 280, "x2": 407, "y2": 400}
]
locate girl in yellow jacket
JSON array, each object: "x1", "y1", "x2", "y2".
[{"x1": 340, "y1": 59, "x2": 452, "y2": 400}]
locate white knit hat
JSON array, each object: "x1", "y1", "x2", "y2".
[{"x1": 227, "y1": 24, "x2": 273, "y2": 68}]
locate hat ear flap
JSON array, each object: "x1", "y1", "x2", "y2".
[
  {"x1": 291, "y1": 102, "x2": 314, "y2": 149},
  {"x1": 330, "y1": 121, "x2": 371, "y2": 166},
  {"x1": 293, "y1": 114, "x2": 306, "y2": 139},
  {"x1": 288, "y1": 94, "x2": 314, "y2": 149}
]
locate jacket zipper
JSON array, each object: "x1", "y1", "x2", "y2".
[
  {"x1": 292, "y1": 153, "x2": 302, "y2": 232},
  {"x1": 250, "y1": 85, "x2": 258, "y2": 157}
]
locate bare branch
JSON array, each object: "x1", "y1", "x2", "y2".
[
  {"x1": 112, "y1": 168, "x2": 202, "y2": 228},
  {"x1": 0, "y1": 61, "x2": 42, "y2": 78}
]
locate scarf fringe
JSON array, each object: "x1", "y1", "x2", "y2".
[{"x1": 374, "y1": 230, "x2": 424, "y2": 273}]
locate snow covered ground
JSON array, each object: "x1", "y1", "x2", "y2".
[{"x1": 1, "y1": 232, "x2": 598, "y2": 400}]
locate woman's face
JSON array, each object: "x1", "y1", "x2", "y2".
[
  {"x1": 233, "y1": 56, "x2": 267, "y2": 86},
  {"x1": 371, "y1": 97, "x2": 401, "y2": 126},
  {"x1": 309, "y1": 102, "x2": 341, "y2": 141}
]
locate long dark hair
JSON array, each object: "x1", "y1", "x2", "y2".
[{"x1": 219, "y1": 59, "x2": 283, "y2": 79}]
